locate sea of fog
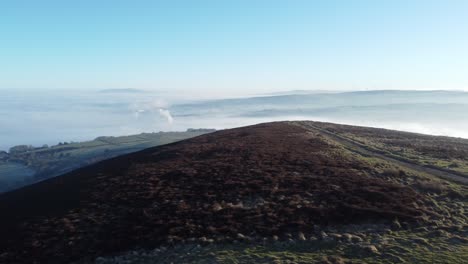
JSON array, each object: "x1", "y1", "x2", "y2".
[{"x1": 1, "y1": 89, "x2": 468, "y2": 151}]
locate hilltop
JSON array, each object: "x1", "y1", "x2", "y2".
[{"x1": 0, "y1": 122, "x2": 466, "y2": 263}]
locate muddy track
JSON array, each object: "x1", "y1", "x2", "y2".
[{"x1": 297, "y1": 122, "x2": 468, "y2": 185}]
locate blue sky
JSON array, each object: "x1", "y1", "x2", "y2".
[{"x1": 1, "y1": 0, "x2": 467, "y2": 93}]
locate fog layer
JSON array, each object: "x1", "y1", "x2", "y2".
[{"x1": 1, "y1": 89, "x2": 468, "y2": 151}]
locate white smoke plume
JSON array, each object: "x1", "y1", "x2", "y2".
[
  {"x1": 158, "y1": 108, "x2": 174, "y2": 124},
  {"x1": 130, "y1": 99, "x2": 174, "y2": 124}
]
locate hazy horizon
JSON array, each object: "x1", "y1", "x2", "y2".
[
  {"x1": 2, "y1": 89, "x2": 468, "y2": 152},
  {"x1": 2, "y1": 1, "x2": 468, "y2": 150}
]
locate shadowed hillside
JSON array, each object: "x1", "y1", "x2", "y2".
[
  {"x1": 0, "y1": 129, "x2": 215, "y2": 193},
  {"x1": 0, "y1": 122, "x2": 466, "y2": 264}
]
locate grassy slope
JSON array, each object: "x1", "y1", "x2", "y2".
[
  {"x1": 84, "y1": 122, "x2": 467, "y2": 264},
  {"x1": 315, "y1": 122, "x2": 468, "y2": 176}
]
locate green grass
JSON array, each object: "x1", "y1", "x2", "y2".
[
  {"x1": 342, "y1": 133, "x2": 468, "y2": 176},
  {"x1": 131, "y1": 230, "x2": 467, "y2": 264}
]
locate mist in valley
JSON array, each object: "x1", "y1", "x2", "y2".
[{"x1": 2, "y1": 89, "x2": 468, "y2": 152}]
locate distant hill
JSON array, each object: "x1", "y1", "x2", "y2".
[
  {"x1": 98, "y1": 88, "x2": 146, "y2": 93},
  {"x1": 0, "y1": 121, "x2": 466, "y2": 263},
  {"x1": 172, "y1": 90, "x2": 468, "y2": 138},
  {"x1": 176, "y1": 90, "x2": 468, "y2": 110},
  {"x1": 0, "y1": 129, "x2": 215, "y2": 193},
  {"x1": 257, "y1": 89, "x2": 343, "y2": 96}
]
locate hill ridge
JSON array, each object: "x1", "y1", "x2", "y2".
[{"x1": 0, "y1": 121, "x2": 466, "y2": 263}]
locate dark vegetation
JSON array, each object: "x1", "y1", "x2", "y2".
[{"x1": 0, "y1": 122, "x2": 466, "y2": 263}]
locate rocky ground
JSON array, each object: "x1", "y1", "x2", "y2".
[{"x1": 0, "y1": 121, "x2": 466, "y2": 263}]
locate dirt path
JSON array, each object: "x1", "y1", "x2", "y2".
[{"x1": 296, "y1": 122, "x2": 468, "y2": 185}]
